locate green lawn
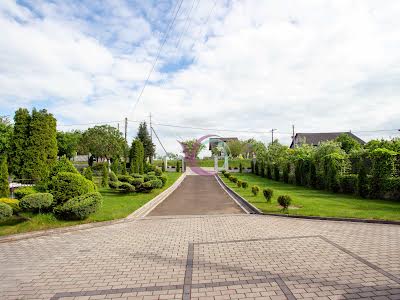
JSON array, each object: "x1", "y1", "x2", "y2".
[
  {"x1": 221, "y1": 173, "x2": 400, "y2": 221},
  {"x1": 0, "y1": 172, "x2": 181, "y2": 236}
]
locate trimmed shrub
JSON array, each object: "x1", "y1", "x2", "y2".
[
  {"x1": 251, "y1": 185, "x2": 260, "y2": 196},
  {"x1": 382, "y1": 177, "x2": 400, "y2": 201},
  {"x1": 148, "y1": 179, "x2": 163, "y2": 189},
  {"x1": 108, "y1": 181, "x2": 121, "y2": 189},
  {"x1": 20, "y1": 193, "x2": 53, "y2": 212},
  {"x1": 144, "y1": 175, "x2": 157, "y2": 182},
  {"x1": 50, "y1": 172, "x2": 96, "y2": 205},
  {"x1": 131, "y1": 173, "x2": 143, "y2": 178},
  {"x1": 154, "y1": 168, "x2": 162, "y2": 176},
  {"x1": 241, "y1": 181, "x2": 248, "y2": 188},
  {"x1": 221, "y1": 170, "x2": 226, "y2": 175},
  {"x1": 50, "y1": 156, "x2": 78, "y2": 178},
  {"x1": 263, "y1": 188, "x2": 273, "y2": 202},
  {"x1": 158, "y1": 175, "x2": 167, "y2": 187},
  {"x1": 239, "y1": 163, "x2": 243, "y2": 173},
  {"x1": 236, "y1": 180, "x2": 242, "y2": 188},
  {"x1": 0, "y1": 202, "x2": 12, "y2": 221},
  {"x1": 0, "y1": 156, "x2": 9, "y2": 197},
  {"x1": 54, "y1": 192, "x2": 102, "y2": 220},
  {"x1": 0, "y1": 198, "x2": 20, "y2": 214},
  {"x1": 130, "y1": 177, "x2": 144, "y2": 187},
  {"x1": 231, "y1": 176, "x2": 238, "y2": 183},
  {"x1": 140, "y1": 181, "x2": 153, "y2": 192},
  {"x1": 14, "y1": 186, "x2": 36, "y2": 200},
  {"x1": 101, "y1": 163, "x2": 108, "y2": 187},
  {"x1": 176, "y1": 160, "x2": 181, "y2": 172},
  {"x1": 118, "y1": 182, "x2": 135, "y2": 193},
  {"x1": 277, "y1": 195, "x2": 292, "y2": 210},
  {"x1": 120, "y1": 162, "x2": 127, "y2": 175},
  {"x1": 224, "y1": 172, "x2": 231, "y2": 178},
  {"x1": 147, "y1": 171, "x2": 156, "y2": 176},
  {"x1": 109, "y1": 171, "x2": 118, "y2": 182},
  {"x1": 339, "y1": 174, "x2": 358, "y2": 194},
  {"x1": 82, "y1": 167, "x2": 93, "y2": 181},
  {"x1": 117, "y1": 175, "x2": 133, "y2": 183},
  {"x1": 358, "y1": 162, "x2": 369, "y2": 198}
]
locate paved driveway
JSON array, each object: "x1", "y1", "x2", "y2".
[
  {"x1": 0, "y1": 214, "x2": 399, "y2": 300},
  {"x1": 148, "y1": 175, "x2": 244, "y2": 216}
]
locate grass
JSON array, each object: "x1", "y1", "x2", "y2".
[
  {"x1": 0, "y1": 172, "x2": 181, "y2": 236},
  {"x1": 221, "y1": 173, "x2": 400, "y2": 221}
]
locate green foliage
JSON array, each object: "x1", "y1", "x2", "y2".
[
  {"x1": 226, "y1": 140, "x2": 245, "y2": 158},
  {"x1": 254, "y1": 160, "x2": 259, "y2": 175},
  {"x1": 130, "y1": 177, "x2": 144, "y2": 187},
  {"x1": 140, "y1": 181, "x2": 153, "y2": 192},
  {"x1": 259, "y1": 160, "x2": 265, "y2": 177},
  {"x1": 137, "y1": 122, "x2": 155, "y2": 163},
  {"x1": 147, "y1": 171, "x2": 156, "y2": 176},
  {"x1": 0, "y1": 156, "x2": 9, "y2": 197},
  {"x1": 80, "y1": 125, "x2": 127, "y2": 160},
  {"x1": 382, "y1": 177, "x2": 400, "y2": 201},
  {"x1": 110, "y1": 159, "x2": 120, "y2": 174},
  {"x1": 283, "y1": 162, "x2": 290, "y2": 183},
  {"x1": 263, "y1": 188, "x2": 273, "y2": 202},
  {"x1": 10, "y1": 108, "x2": 30, "y2": 178},
  {"x1": 239, "y1": 162, "x2": 243, "y2": 173},
  {"x1": 0, "y1": 117, "x2": 12, "y2": 157},
  {"x1": 277, "y1": 195, "x2": 292, "y2": 210},
  {"x1": 101, "y1": 163, "x2": 108, "y2": 187},
  {"x1": 370, "y1": 148, "x2": 397, "y2": 197},
  {"x1": 230, "y1": 176, "x2": 238, "y2": 183},
  {"x1": 144, "y1": 175, "x2": 157, "y2": 182},
  {"x1": 266, "y1": 164, "x2": 272, "y2": 179},
  {"x1": 335, "y1": 133, "x2": 361, "y2": 153},
  {"x1": 148, "y1": 179, "x2": 163, "y2": 189},
  {"x1": 108, "y1": 181, "x2": 121, "y2": 189},
  {"x1": 50, "y1": 156, "x2": 79, "y2": 178},
  {"x1": 251, "y1": 185, "x2": 260, "y2": 196},
  {"x1": 14, "y1": 186, "x2": 36, "y2": 200},
  {"x1": 273, "y1": 164, "x2": 280, "y2": 181},
  {"x1": 109, "y1": 171, "x2": 118, "y2": 182},
  {"x1": 131, "y1": 173, "x2": 143, "y2": 178},
  {"x1": 158, "y1": 175, "x2": 167, "y2": 186},
  {"x1": 56, "y1": 130, "x2": 82, "y2": 159},
  {"x1": 251, "y1": 160, "x2": 255, "y2": 174},
  {"x1": 154, "y1": 167, "x2": 162, "y2": 176},
  {"x1": 237, "y1": 179, "x2": 242, "y2": 187},
  {"x1": 309, "y1": 162, "x2": 317, "y2": 188},
  {"x1": 20, "y1": 193, "x2": 53, "y2": 212},
  {"x1": 54, "y1": 192, "x2": 102, "y2": 220},
  {"x1": 50, "y1": 172, "x2": 96, "y2": 205},
  {"x1": 24, "y1": 109, "x2": 58, "y2": 181},
  {"x1": 241, "y1": 181, "x2": 248, "y2": 188},
  {"x1": 176, "y1": 160, "x2": 181, "y2": 172},
  {"x1": 117, "y1": 174, "x2": 132, "y2": 182},
  {"x1": 118, "y1": 182, "x2": 135, "y2": 193},
  {"x1": 0, "y1": 202, "x2": 12, "y2": 221},
  {"x1": 0, "y1": 198, "x2": 20, "y2": 214},
  {"x1": 120, "y1": 162, "x2": 127, "y2": 175},
  {"x1": 358, "y1": 161, "x2": 369, "y2": 198},
  {"x1": 82, "y1": 167, "x2": 93, "y2": 181},
  {"x1": 181, "y1": 139, "x2": 205, "y2": 159},
  {"x1": 129, "y1": 139, "x2": 144, "y2": 174},
  {"x1": 339, "y1": 174, "x2": 358, "y2": 194}
]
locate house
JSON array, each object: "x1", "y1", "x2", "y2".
[
  {"x1": 290, "y1": 132, "x2": 365, "y2": 148},
  {"x1": 209, "y1": 137, "x2": 238, "y2": 156}
]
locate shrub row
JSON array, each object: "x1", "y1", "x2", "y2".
[{"x1": 54, "y1": 192, "x2": 102, "y2": 220}]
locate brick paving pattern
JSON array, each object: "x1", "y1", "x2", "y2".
[{"x1": 1, "y1": 214, "x2": 399, "y2": 299}]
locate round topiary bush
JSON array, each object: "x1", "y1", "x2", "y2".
[
  {"x1": 149, "y1": 179, "x2": 163, "y2": 189},
  {"x1": 241, "y1": 181, "x2": 248, "y2": 189},
  {"x1": 50, "y1": 172, "x2": 96, "y2": 205},
  {"x1": 277, "y1": 195, "x2": 292, "y2": 210},
  {"x1": 14, "y1": 186, "x2": 36, "y2": 200},
  {"x1": 49, "y1": 156, "x2": 79, "y2": 178},
  {"x1": 154, "y1": 168, "x2": 162, "y2": 176},
  {"x1": 0, "y1": 198, "x2": 20, "y2": 214},
  {"x1": 118, "y1": 182, "x2": 135, "y2": 193},
  {"x1": 54, "y1": 192, "x2": 103, "y2": 220},
  {"x1": 0, "y1": 202, "x2": 12, "y2": 220},
  {"x1": 251, "y1": 185, "x2": 260, "y2": 196},
  {"x1": 237, "y1": 180, "x2": 242, "y2": 188},
  {"x1": 231, "y1": 176, "x2": 238, "y2": 183},
  {"x1": 20, "y1": 193, "x2": 54, "y2": 212},
  {"x1": 144, "y1": 175, "x2": 157, "y2": 182},
  {"x1": 82, "y1": 167, "x2": 93, "y2": 181},
  {"x1": 263, "y1": 188, "x2": 274, "y2": 203},
  {"x1": 140, "y1": 181, "x2": 153, "y2": 193}
]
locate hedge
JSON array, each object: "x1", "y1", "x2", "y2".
[
  {"x1": 50, "y1": 172, "x2": 96, "y2": 205},
  {"x1": 0, "y1": 198, "x2": 20, "y2": 213},
  {"x1": 0, "y1": 202, "x2": 12, "y2": 221},
  {"x1": 54, "y1": 192, "x2": 102, "y2": 220},
  {"x1": 339, "y1": 174, "x2": 358, "y2": 194},
  {"x1": 20, "y1": 193, "x2": 54, "y2": 212},
  {"x1": 14, "y1": 186, "x2": 37, "y2": 200}
]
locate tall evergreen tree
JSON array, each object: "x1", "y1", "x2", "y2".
[
  {"x1": 10, "y1": 108, "x2": 31, "y2": 178},
  {"x1": 129, "y1": 139, "x2": 144, "y2": 174},
  {"x1": 24, "y1": 109, "x2": 58, "y2": 181},
  {"x1": 0, "y1": 156, "x2": 9, "y2": 197},
  {"x1": 137, "y1": 122, "x2": 155, "y2": 163}
]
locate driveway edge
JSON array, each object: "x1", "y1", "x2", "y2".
[{"x1": 217, "y1": 174, "x2": 400, "y2": 226}]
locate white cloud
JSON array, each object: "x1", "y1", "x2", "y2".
[{"x1": 0, "y1": 0, "x2": 400, "y2": 155}]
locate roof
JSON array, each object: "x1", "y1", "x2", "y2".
[
  {"x1": 209, "y1": 137, "x2": 238, "y2": 150},
  {"x1": 290, "y1": 132, "x2": 365, "y2": 148}
]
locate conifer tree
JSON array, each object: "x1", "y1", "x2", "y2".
[
  {"x1": 10, "y1": 108, "x2": 30, "y2": 178},
  {"x1": 137, "y1": 122, "x2": 155, "y2": 163},
  {"x1": 0, "y1": 156, "x2": 9, "y2": 197}
]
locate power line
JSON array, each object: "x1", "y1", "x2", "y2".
[
  {"x1": 175, "y1": 0, "x2": 199, "y2": 49},
  {"x1": 58, "y1": 120, "x2": 122, "y2": 127},
  {"x1": 128, "y1": 0, "x2": 185, "y2": 117}
]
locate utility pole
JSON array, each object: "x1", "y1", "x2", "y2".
[
  {"x1": 124, "y1": 117, "x2": 128, "y2": 142},
  {"x1": 271, "y1": 129, "x2": 277, "y2": 144},
  {"x1": 149, "y1": 113, "x2": 152, "y2": 143},
  {"x1": 292, "y1": 125, "x2": 295, "y2": 145}
]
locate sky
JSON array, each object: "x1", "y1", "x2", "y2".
[{"x1": 0, "y1": 0, "x2": 399, "y2": 157}]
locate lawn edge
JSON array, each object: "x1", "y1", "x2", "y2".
[
  {"x1": 217, "y1": 174, "x2": 400, "y2": 226},
  {"x1": 0, "y1": 172, "x2": 186, "y2": 243}
]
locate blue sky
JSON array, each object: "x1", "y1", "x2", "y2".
[{"x1": 0, "y1": 0, "x2": 400, "y2": 155}]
